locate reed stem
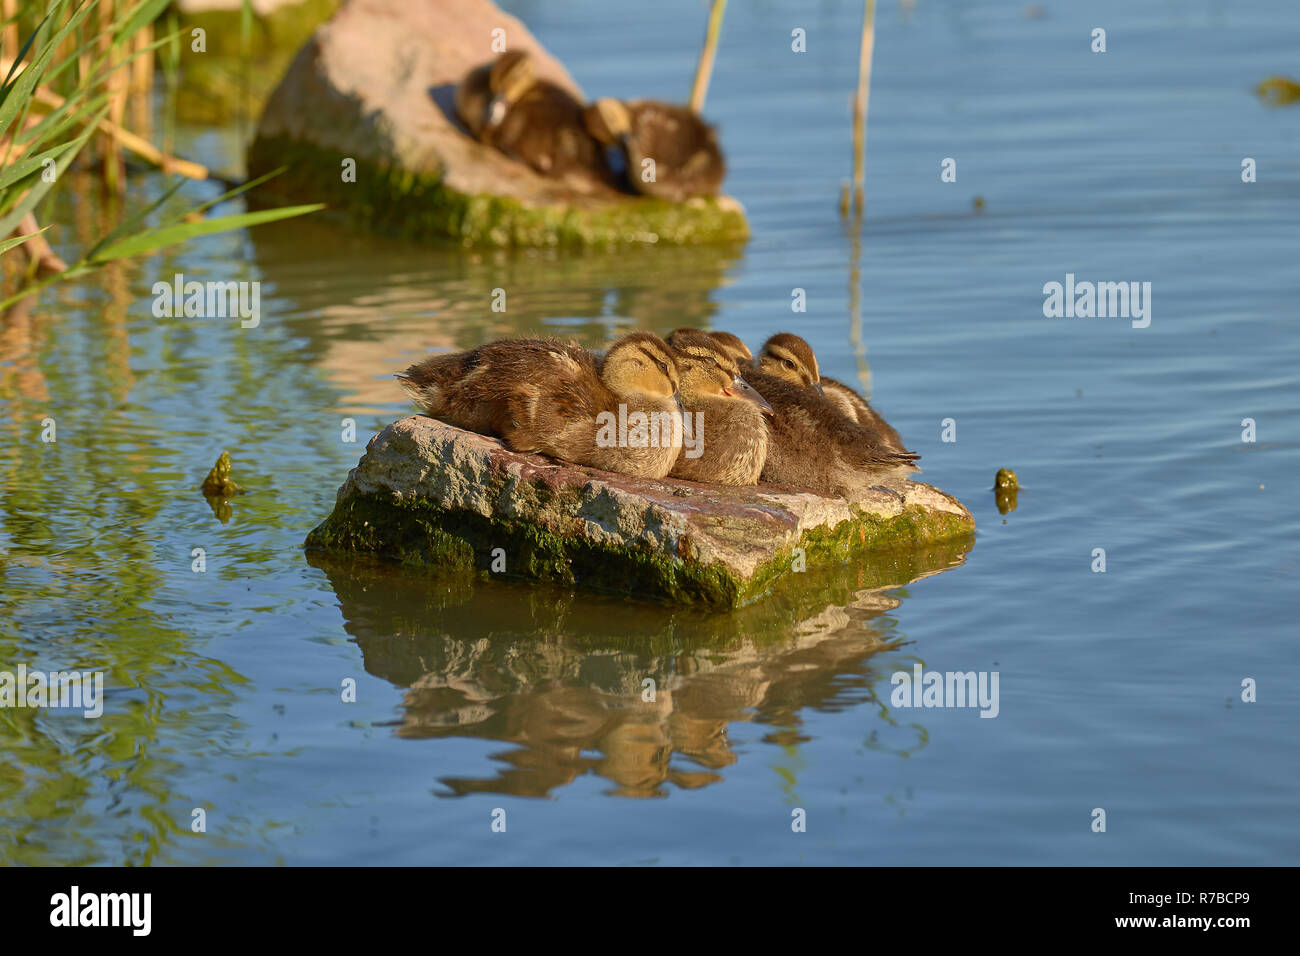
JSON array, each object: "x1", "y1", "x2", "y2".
[
  {"x1": 852, "y1": 0, "x2": 876, "y2": 215},
  {"x1": 689, "y1": 0, "x2": 727, "y2": 113},
  {"x1": 1, "y1": 58, "x2": 210, "y2": 180}
]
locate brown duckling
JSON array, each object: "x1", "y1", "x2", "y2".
[
  {"x1": 397, "y1": 332, "x2": 683, "y2": 479},
  {"x1": 455, "y1": 51, "x2": 615, "y2": 192},
  {"x1": 583, "y1": 98, "x2": 725, "y2": 202},
  {"x1": 756, "y1": 332, "x2": 914, "y2": 459},
  {"x1": 670, "y1": 327, "x2": 752, "y2": 366},
  {"x1": 666, "y1": 330, "x2": 772, "y2": 485},
  {"x1": 737, "y1": 335, "x2": 916, "y2": 497}
]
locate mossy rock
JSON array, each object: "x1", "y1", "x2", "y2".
[
  {"x1": 305, "y1": 416, "x2": 976, "y2": 609},
  {"x1": 246, "y1": 0, "x2": 749, "y2": 247}
]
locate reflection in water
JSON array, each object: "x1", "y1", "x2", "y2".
[
  {"x1": 247, "y1": 217, "x2": 747, "y2": 413},
  {"x1": 310, "y1": 533, "x2": 972, "y2": 798}
]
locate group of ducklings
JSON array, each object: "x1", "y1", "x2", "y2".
[
  {"x1": 398, "y1": 330, "x2": 917, "y2": 499},
  {"x1": 455, "y1": 51, "x2": 725, "y2": 201}
]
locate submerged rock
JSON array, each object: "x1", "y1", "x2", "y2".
[
  {"x1": 201, "y1": 451, "x2": 241, "y2": 497},
  {"x1": 247, "y1": 0, "x2": 749, "y2": 247},
  {"x1": 305, "y1": 416, "x2": 975, "y2": 608},
  {"x1": 994, "y1": 467, "x2": 1019, "y2": 514}
]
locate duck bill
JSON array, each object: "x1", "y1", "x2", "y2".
[
  {"x1": 727, "y1": 377, "x2": 774, "y2": 416},
  {"x1": 814, "y1": 382, "x2": 825, "y2": 396}
]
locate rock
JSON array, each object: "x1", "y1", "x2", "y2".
[
  {"x1": 201, "y1": 451, "x2": 241, "y2": 497},
  {"x1": 247, "y1": 0, "x2": 749, "y2": 247},
  {"x1": 305, "y1": 416, "x2": 975, "y2": 608},
  {"x1": 1257, "y1": 75, "x2": 1300, "y2": 106},
  {"x1": 993, "y1": 466, "x2": 1019, "y2": 514}
]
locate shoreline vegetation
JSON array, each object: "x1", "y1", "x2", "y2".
[{"x1": 1, "y1": 0, "x2": 320, "y2": 310}]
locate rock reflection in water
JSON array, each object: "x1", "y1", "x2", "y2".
[{"x1": 309, "y1": 535, "x2": 972, "y2": 798}]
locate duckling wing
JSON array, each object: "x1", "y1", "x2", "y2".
[
  {"x1": 494, "y1": 84, "x2": 611, "y2": 187},
  {"x1": 626, "y1": 102, "x2": 724, "y2": 198},
  {"x1": 495, "y1": 342, "x2": 610, "y2": 452},
  {"x1": 820, "y1": 375, "x2": 915, "y2": 458}
]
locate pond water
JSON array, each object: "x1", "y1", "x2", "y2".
[{"x1": 2, "y1": 0, "x2": 1297, "y2": 865}]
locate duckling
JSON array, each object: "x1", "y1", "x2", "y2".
[
  {"x1": 669, "y1": 327, "x2": 752, "y2": 366},
  {"x1": 455, "y1": 51, "x2": 615, "y2": 192},
  {"x1": 731, "y1": 334, "x2": 916, "y2": 496},
  {"x1": 397, "y1": 332, "x2": 683, "y2": 479},
  {"x1": 756, "y1": 332, "x2": 914, "y2": 459},
  {"x1": 666, "y1": 331, "x2": 772, "y2": 485},
  {"x1": 583, "y1": 98, "x2": 725, "y2": 202}
]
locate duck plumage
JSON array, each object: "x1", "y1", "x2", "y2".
[
  {"x1": 666, "y1": 330, "x2": 771, "y2": 485},
  {"x1": 397, "y1": 332, "x2": 683, "y2": 478},
  {"x1": 756, "y1": 332, "x2": 917, "y2": 462},
  {"x1": 456, "y1": 51, "x2": 615, "y2": 193},
  {"x1": 584, "y1": 98, "x2": 725, "y2": 202}
]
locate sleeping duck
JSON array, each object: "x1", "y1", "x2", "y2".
[
  {"x1": 398, "y1": 332, "x2": 683, "y2": 479},
  {"x1": 583, "y1": 98, "x2": 724, "y2": 201},
  {"x1": 456, "y1": 51, "x2": 615, "y2": 193}
]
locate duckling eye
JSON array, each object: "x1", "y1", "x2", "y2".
[
  {"x1": 782, "y1": 359, "x2": 795, "y2": 370},
  {"x1": 657, "y1": 360, "x2": 668, "y2": 374}
]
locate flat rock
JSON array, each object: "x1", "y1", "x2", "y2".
[
  {"x1": 247, "y1": 0, "x2": 749, "y2": 246},
  {"x1": 305, "y1": 416, "x2": 976, "y2": 608}
]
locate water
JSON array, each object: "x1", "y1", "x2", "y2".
[{"x1": 2, "y1": 0, "x2": 1297, "y2": 865}]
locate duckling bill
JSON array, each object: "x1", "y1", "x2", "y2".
[{"x1": 455, "y1": 51, "x2": 615, "y2": 192}]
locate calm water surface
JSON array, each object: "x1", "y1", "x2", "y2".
[{"x1": 1, "y1": 0, "x2": 1297, "y2": 865}]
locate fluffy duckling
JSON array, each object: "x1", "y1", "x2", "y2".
[
  {"x1": 734, "y1": 335, "x2": 915, "y2": 496},
  {"x1": 583, "y1": 98, "x2": 725, "y2": 202},
  {"x1": 397, "y1": 332, "x2": 683, "y2": 479},
  {"x1": 756, "y1": 332, "x2": 914, "y2": 459},
  {"x1": 670, "y1": 327, "x2": 752, "y2": 366},
  {"x1": 455, "y1": 51, "x2": 614, "y2": 192},
  {"x1": 666, "y1": 330, "x2": 772, "y2": 485}
]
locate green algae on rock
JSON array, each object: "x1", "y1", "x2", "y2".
[
  {"x1": 1257, "y1": 75, "x2": 1300, "y2": 106},
  {"x1": 201, "y1": 451, "x2": 241, "y2": 498},
  {"x1": 246, "y1": 0, "x2": 749, "y2": 247},
  {"x1": 305, "y1": 416, "x2": 975, "y2": 609},
  {"x1": 994, "y1": 467, "x2": 1019, "y2": 515}
]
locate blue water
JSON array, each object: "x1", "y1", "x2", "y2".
[{"x1": 1, "y1": 0, "x2": 1297, "y2": 864}]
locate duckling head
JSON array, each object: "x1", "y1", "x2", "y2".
[
  {"x1": 672, "y1": 331, "x2": 773, "y2": 415},
  {"x1": 485, "y1": 50, "x2": 536, "y2": 129},
  {"x1": 583, "y1": 97, "x2": 633, "y2": 145},
  {"x1": 603, "y1": 331, "x2": 681, "y2": 400},
  {"x1": 706, "y1": 330, "x2": 753, "y2": 366},
  {"x1": 667, "y1": 328, "x2": 752, "y2": 366},
  {"x1": 758, "y1": 332, "x2": 823, "y2": 392}
]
